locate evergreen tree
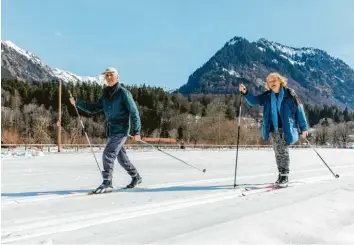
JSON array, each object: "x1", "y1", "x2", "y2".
[{"x1": 343, "y1": 107, "x2": 350, "y2": 122}]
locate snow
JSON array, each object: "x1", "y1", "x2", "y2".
[
  {"x1": 334, "y1": 75, "x2": 345, "y2": 83},
  {"x1": 2, "y1": 40, "x2": 102, "y2": 84},
  {"x1": 273, "y1": 43, "x2": 298, "y2": 56},
  {"x1": 3, "y1": 40, "x2": 33, "y2": 60},
  {"x1": 52, "y1": 68, "x2": 101, "y2": 84},
  {"x1": 222, "y1": 68, "x2": 241, "y2": 77},
  {"x1": 228, "y1": 40, "x2": 238, "y2": 45},
  {"x1": 256, "y1": 38, "x2": 315, "y2": 67},
  {"x1": 257, "y1": 46, "x2": 265, "y2": 52},
  {"x1": 258, "y1": 39, "x2": 316, "y2": 58},
  {"x1": 2, "y1": 40, "x2": 46, "y2": 66},
  {"x1": 227, "y1": 37, "x2": 243, "y2": 46},
  {"x1": 255, "y1": 78, "x2": 265, "y2": 87},
  {"x1": 2, "y1": 148, "x2": 354, "y2": 244},
  {"x1": 280, "y1": 54, "x2": 305, "y2": 66}
]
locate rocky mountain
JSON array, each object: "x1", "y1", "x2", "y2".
[
  {"x1": 1, "y1": 40, "x2": 99, "y2": 83},
  {"x1": 179, "y1": 37, "x2": 354, "y2": 109}
]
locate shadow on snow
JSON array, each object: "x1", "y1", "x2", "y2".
[{"x1": 1, "y1": 183, "x2": 273, "y2": 198}]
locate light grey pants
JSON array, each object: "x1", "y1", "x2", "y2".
[
  {"x1": 102, "y1": 134, "x2": 138, "y2": 180},
  {"x1": 271, "y1": 130, "x2": 290, "y2": 174}
]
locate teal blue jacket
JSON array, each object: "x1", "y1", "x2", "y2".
[
  {"x1": 76, "y1": 83, "x2": 141, "y2": 137},
  {"x1": 244, "y1": 87, "x2": 308, "y2": 145}
]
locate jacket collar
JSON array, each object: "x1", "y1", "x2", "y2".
[{"x1": 103, "y1": 82, "x2": 121, "y2": 99}]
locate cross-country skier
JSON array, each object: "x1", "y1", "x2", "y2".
[
  {"x1": 239, "y1": 72, "x2": 309, "y2": 188},
  {"x1": 69, "y1": 67, "x2": 142, "y2": 193}
]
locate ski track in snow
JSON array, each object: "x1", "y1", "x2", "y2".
[
  {"x1": 2, "y1": 164, "x2": 353, "y2": 206},
  {"x1": 1, "y1": 149, "x2": 354, "y2": 244}
]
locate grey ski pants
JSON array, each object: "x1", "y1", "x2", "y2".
[
  {"x1": 101, "y1": 134, "x2": 138, "y2": 180},
  {"x1": 271, "y1": 129, "x2": 290, "y2": 174}
]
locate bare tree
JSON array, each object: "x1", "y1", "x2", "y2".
[
  {"x1": 151, "y1": 128, "x2": 160, "y2": 138},
  {"x1": 10, "y1": 90, "x2": 22, "y2": 110},
  {"x1": 189, "y1": 115, "x2": 204, "y2": 144},
  {"x1": 313, "y1": 125, "x2": 330, "y2": 145},
  {"x1": 1, "y1": 90, "x2": 11, "y2": 107},
  {"x1": 330, "y1": 125, "x2": 340, "y2": 146},
  {"x1": 337, "y1": 122, "x2": 351, "y2": 143},
  {"x1": 168, "y1": 128, "x2": 178, "y2": 139},
  {"x1": 67, "y1": 120, "x2": 83, "y2": 144},
  {"x1": 32, "y1": 117, "x2": 51, "y2": 144}
]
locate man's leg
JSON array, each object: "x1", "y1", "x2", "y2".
[
  {"x1": 117, "y1": 146, "x2": 142, "y2": 188},
  {"x1": 117, "y1": 146, "x2": 138, "y2": 177},
  {"x1": 93, "y1": 135, "x2": 126, "y2": 193}
]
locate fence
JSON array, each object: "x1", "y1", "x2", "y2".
[{"x1": 0, "y1": 143, "x2": 336, "y2": 153}]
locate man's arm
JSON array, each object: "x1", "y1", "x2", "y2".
[
  {"x1": 123, "y1": 90, "x2": 141, "y2": 135},
  {"x1": 76, "y1": 97, "x2": 104, "y2": 115}
]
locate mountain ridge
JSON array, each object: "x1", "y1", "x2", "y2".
[
  {"x1": 2, "y1": 37, "x2": 353, "y2": 109},
  {"x1": 1, "y1": 40, "x2": 100, "y2": 83},
  {"x1": 179, "y1": 36, "x2": 354, "y2": 109}
]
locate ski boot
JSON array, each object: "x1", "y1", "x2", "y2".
[
  {"x1": 278, "y1": 174, "x2": 289, "y2": 188},
  {"x1": 92, "y1": 179, "x2": 113, "y2": 194},
  {"x1": 274, "y1": 173, "x2": 281, "y2": 185},
  {"x1": 126, "y1": 174, "x2": 142, "y2": 189}
]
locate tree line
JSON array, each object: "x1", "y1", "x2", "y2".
[{"x1": 1, "y1": 79, "x2": 354, "y2": 146}]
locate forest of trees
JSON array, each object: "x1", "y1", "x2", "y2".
[{"x1": 1, "y1": 79, "x2": 354, "y2": 146}]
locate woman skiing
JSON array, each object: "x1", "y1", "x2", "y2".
[{"x1": 239, "y1": 72, "x2": 309, "y2": 187}]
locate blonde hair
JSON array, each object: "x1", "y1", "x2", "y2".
[{"x1": 265, "y1": 72, "x2": 287, "y2": 90}]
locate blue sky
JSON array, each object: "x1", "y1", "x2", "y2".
[{"x1": 2, "y1": 0, "x2": 354, "y2": 88}]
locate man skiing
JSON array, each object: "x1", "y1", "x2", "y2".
[
  {"x1": 239, "y1": 72, "x2": 309, "y2": 188},
  {"x1": 69, "y1": 67, "x2": 142, "y2": 193}
]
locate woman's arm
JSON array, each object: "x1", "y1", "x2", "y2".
[{"x1": 239, "y1": 83, "x2": 268, "y2": 107}]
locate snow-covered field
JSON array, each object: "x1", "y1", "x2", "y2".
[{"x1": 1, "y1": 148, "x2": 354, "y2": 244}]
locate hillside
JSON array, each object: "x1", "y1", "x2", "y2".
[{"x1": 179, "y1": 37, "x2": 354, "y2": 109}]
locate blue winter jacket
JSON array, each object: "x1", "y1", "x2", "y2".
[
  {"x1": 76, "y1": 83, "x2": 141, "y2": 137},
  {"x1": 244, "y1": 87, "x2": 308, "y2": 145}
]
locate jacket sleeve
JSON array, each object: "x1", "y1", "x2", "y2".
[
  {"x1": 123, "y1": 90, "x2": 141, "y2": 135},
  {"x1": 243, "y1": 91, "x2": 268, "y2": 107},
  {"x1": 296, "y1": 104, "x2": 309, "y2": 132},
  {"x1": 288, "y1": 88, "x2": 309, "y2": 132},
  {"x1": 76, "y1": 96, "x2": 104, "y2": 115}
]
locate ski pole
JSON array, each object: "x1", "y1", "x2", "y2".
[
  {"x1": 69, "y1": 91, "x2": 102, "y2": 173},
  {"x1": 305, "y1": 138, "x2": 339, "y2": 178},
  {"x1": 234, "y1": 94, "x2": 243, "y2": 188},
  {"x1": 129, "y1": 135, "x2": 206, "y2": 173}
]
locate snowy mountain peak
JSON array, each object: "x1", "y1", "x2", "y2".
[
  {"x1": 1, "y1": 40, "x2": 101, "y2": 84},
  {"x1": 52, "y1": 68, "x2": 100, "y2": 83},
  {"x1": 179, "y1": 36, "x2": 354, "y2": 109},
  {"x1": 227, "y1": 36, "x2": 247, "y2": 46},
  {"x1": 257, "y1": 38, "x2": 317, "y2": 57},
  {"x1": 2, "y1": 40, "x2": 47, "y2": 67}
]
